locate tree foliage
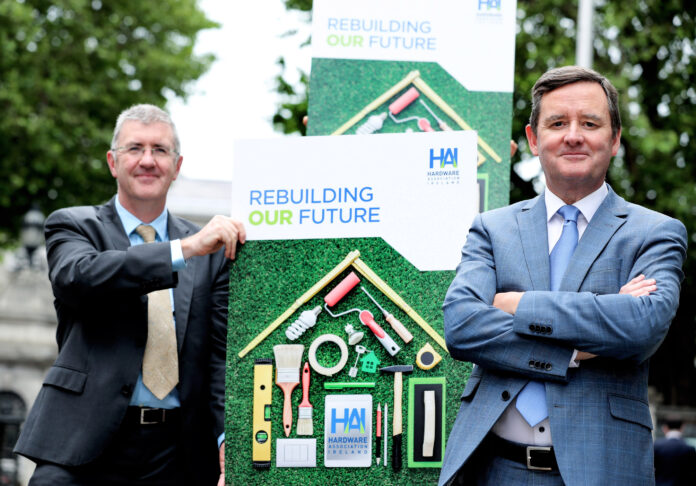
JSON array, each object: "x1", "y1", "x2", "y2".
[
  {"x1": 275, "y1": 0, "x2": 696, "y2": 405},
  {"x1": 0, "y1": 0, "x2": 217, "y2": 245}
]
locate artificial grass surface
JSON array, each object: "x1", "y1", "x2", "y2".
[{"x1": 226, "y1": 237, "x2": 473, "y2": 484}]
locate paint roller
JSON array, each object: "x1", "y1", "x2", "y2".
[
  {"x1": 388, "y1": 87, "x2": 435, "y2": 132},
  {"x1": 324, "y1": 272, "x2": 401, "y2": 357}
]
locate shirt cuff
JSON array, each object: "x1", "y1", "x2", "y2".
[
  {"x1": 569, "y1": 349, "x2": 580, "y2": 368},
  {"x1": 170, "y1": 239, "x2": 186, "y2": 271},
  {"x1": 217, "y1": 432, "x2": 225, "y2": 448}
]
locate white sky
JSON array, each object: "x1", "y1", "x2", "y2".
[{"x1": 168, "y1": 0, "x2": 312, "y2": 181}]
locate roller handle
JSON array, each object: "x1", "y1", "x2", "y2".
[
  {"x1": 360, "y1": 310, "x2": 401, "y2": 357},
  {"x1": 359, "y1": 310, "x2": 385, "y2": 338},
  {"x1": 385, "y1": 313, "x2": 413, "y2": 343}
]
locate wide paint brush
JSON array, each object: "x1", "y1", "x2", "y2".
[{"x1": 273, "y1": 344, "x2": 304, "y2": 437}]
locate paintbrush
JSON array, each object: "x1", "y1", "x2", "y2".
[
  {"x1": 296, "y1": 362, "x2": 313, "y2": 436},
  {"x1": 273, "y1": 344, "x2": 304, "y2": 437}
]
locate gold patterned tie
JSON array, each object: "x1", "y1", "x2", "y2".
[{"x1": 135, "y1": 224, "x2": 179, "y2": 399}]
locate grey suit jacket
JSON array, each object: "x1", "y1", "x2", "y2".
[
  {"x1": 439, "y1": 187, "x2": 687, "y2": 486},
  {"x1": 15, "y1": 197, "x2": 228, "y2": 485}
]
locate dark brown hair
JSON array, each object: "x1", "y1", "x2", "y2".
[{"x1": 529, "y1": 66, "x2": 621, "y2": 138}]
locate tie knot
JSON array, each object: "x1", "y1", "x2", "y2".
[
  {"x1": 135, "y1": 224, "x2": 157, "y2": 243},
  {"x1": 557, "y1": 205, "x2": 580, "y2": 223}
]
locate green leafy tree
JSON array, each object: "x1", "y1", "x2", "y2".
[
  {"x1": 274, "y1": 0, "x2": 696, "y2": 405},
  {"x1": 0, "y1": 0, "x2": 217, "y2": 245}
]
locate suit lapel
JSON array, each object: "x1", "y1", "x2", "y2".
[
  {"x1": 168, "y1": 214, "x2": 194, "y2": 352},
  {"x1": 517, "y1": 195, "x2": 551, "y2": 290},
  {"x1": 99, "y1": 197, "x2": 131, "y2": 250},
  {"x1": 561, "y1": 188, "x2": 628, "y2": 292}
]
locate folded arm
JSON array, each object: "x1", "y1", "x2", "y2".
[
  {"x1": 512, "y1": 217, "x2": 686, "y2": 364},
  {"x1": 443, "y1": 214, "x2": 575, "y2": 382},
  {"x1": 444, "y1": 213, "x2": 687, "y2": 380}
]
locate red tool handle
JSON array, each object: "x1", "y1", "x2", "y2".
[
  {"x1": 359, "y1": 310, "x2": 385, "y2": 338},
  {"x1": 299, "y1": 362, "x2": 311, "y2": 407}
]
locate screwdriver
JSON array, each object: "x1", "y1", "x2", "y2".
[{"x1": 361, "y1": 286, "x2": 413, "y2": 343}]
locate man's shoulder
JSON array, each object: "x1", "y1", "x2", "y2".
[
  {"x1": 46, "y1": 200, "x2": 113, "y2": 226},
  {"x1": 480, "y1": 196, "x2": 539, "y2": 222}
]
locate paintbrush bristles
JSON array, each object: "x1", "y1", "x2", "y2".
[
  {"x1": 273, "y1": 344, "x2": 304, "y2": 370},
  {"x1": 296, "y1": 407, "x2": 313, "y2": 436}
]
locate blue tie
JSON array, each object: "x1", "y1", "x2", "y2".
[{"x1": 516, "y1": 204, "x2": 580, "y2": 427}]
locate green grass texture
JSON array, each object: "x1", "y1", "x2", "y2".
[{"x1": 226, "y1": 237, "x2": 472, "y2": 484}]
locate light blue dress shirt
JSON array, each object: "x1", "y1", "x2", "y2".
[
  {"x1": 114, "y1": 198, "x2": 184, "y2": 409},
  {"x1": 115, "y1": 199, "x2": 225, "y2": 447}
]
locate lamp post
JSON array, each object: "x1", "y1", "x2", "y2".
[{"x1": 19, "y1": 208, "x2": 45, "y2": 269}]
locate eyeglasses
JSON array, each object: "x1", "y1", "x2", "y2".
[{"x1": 112, "y1": 145, "x2": 178, "y2": 162}]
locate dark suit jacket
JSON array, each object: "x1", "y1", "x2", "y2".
[
  {"x1": 15, "y1": 197, "x2": 228, "y2": 485},
  {"x1": 439, "y1": 187, "x2": 687, "y2": 486},
  {"x1": 654, "y1": 436, "x2": 696, "y2": 486}
]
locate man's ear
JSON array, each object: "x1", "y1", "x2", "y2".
[
  {"x1": 525, "y1": 124, "x2": 539, "y2": 156},
  {"x1": 106, "y1": 150, "x2": 118, "y2": 178},
  {"x1": 611, "y1": 128, "x2": 621, "y2": 156},
  {"x1": 172, "y1": 155, "x2": 183, "y2": 181}
]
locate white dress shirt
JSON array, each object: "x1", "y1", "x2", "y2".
[{"x1": 492, "y1": 183, "x2": 608, "y2": 445}]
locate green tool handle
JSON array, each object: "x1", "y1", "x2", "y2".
[{"x1": 324, "y1": 382, "x2": 376, "y2": 389}]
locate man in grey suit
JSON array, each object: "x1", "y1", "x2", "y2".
[
  {"x1": 15, "y1": 104, "x2": 245, "y2": 485},
  {"x1": 439, "y1": 66, "x2": 687, "y2": 485}
]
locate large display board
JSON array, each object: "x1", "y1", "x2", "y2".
[{"x1": 225, "y1": 1, "x2": 516, "y2": 484}]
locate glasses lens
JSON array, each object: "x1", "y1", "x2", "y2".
[{"x1": 119, "y1": 146, "x2": 175, "y2": 161}]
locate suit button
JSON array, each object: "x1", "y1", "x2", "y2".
[
  {"x1": 534, "y1": 361, "x2": 541, "y2": 368},
  {"x1": 545, "y1": 363, "x2": 552, "y2": 371},
  {"x1": 121, "y1": 384, "x2": 134, "y2": 397},
  {"x1": 529, "y1": 324, "x2": 535, "y2": 331},
  {"x1": 529, "y1": 360, "x2": 536, "y2": 368},
  {"x1": 502, "y1": 390, "x2": 510, "y2": 401}
]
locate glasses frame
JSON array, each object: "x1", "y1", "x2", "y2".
[{"x1": 111, "y1": 144, "x2": 179, "y2": 162}]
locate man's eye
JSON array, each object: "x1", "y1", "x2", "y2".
[
  {"x1": 127, "y1": 146, "x2": 142, "y2": 154},
  {"x1": 154, "y1": 147, "x2": 168, "y2": 156}
]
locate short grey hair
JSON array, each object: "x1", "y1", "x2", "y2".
[
  {"x1": 529, "y1": 66, "x2": 621, "y2": 139},
  {"x1": 110, "y1": 104, "x2": 181, "y2": 154}
]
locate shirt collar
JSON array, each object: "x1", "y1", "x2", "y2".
[
  {"x1": 545, "y1": 183, "x2": 608, "y2": 223},
  {"x1": 114, "y1": 197, "x2": 169, "y2": 241}
]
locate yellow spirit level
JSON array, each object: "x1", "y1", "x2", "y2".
[{"x1": 252, "y1": 358, "x2": 273, "y2": 468}]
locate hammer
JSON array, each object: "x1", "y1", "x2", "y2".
[{"x1": 380, "y1": 364, "x2": 414, "y2": 470}]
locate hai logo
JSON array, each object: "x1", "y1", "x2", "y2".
[
  {"x1": 478, "y1": 0, "x2": 502, "y2": 11},
  {"x1": 331, "y1": 407, "x2": 367, "y2": 434},
  {"x1": 429, "y1": 147, "x2": 458, "y2": 169}
]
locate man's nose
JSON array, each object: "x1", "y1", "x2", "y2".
[
  {"x1": 139, "y1": 148, "x2": 156, "y2": 165},
  {"x1": 564, "y1": 122, "x2": 584, "y2": 145}
]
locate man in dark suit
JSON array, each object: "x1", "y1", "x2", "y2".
[
  {"x1": 14, "y1": 104, "x2": 245, "y2": 485},
  {"x1": 654, "y1": 418, "x2": 696, "y2": 486},
  {"x1": 439, "y1": 67, "x2": 687, "y2": 485}
]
